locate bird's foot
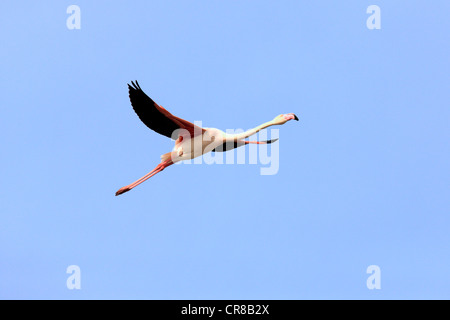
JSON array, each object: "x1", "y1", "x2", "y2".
[{"x1": 115, "y1": 186, "x2": 131, "y2": 196}]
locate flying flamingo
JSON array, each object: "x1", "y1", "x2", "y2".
[{"x1": 115, "y1": 81, "x2": 298, "y2": 196}]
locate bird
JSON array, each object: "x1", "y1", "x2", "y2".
[{"x1": 115, "y1": 81, "x2": 299, "y2": 196}]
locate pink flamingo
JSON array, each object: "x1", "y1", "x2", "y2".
[{"x1": 115, "y1": 81, "x2": 298, "y2": 196}]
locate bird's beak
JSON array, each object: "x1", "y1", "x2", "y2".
[{"x1": 294, "y1": 114, "x2": 299, "y2": 121}]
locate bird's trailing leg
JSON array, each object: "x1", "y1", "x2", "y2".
[{"x1": 115, "y1": 159, "x2": 174, "y2": 196}]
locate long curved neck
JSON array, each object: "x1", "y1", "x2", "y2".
[{"x1": 227, "y1": 119, "x2": 277, "y2": 141}]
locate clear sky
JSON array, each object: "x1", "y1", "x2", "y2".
[{"x1": 1, "y1": 1, "x2": 449, "y2": 299}]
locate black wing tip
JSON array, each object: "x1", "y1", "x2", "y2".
[
  {"x1": 128, "y1": 80, "x2": 142, "y2": 91},
  {"x1": 267, "y1": 138, "x2": 279, "y2": 144}
]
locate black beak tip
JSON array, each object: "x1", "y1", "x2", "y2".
[{"x1": 294, "y1": 114, "x2": 299, "y2": 121}]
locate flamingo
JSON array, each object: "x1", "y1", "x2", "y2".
[{"x1": 115, "y1": 81, "x2": 299, "y2": 196}]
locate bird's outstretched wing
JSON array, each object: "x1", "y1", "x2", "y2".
[{"x1": 127, "y1": 81, "x2": 205, "y2": 139}]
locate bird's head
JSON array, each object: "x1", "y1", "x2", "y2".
[{"x1": 273, "y1": 113, "x2": 299, "y2": 125}]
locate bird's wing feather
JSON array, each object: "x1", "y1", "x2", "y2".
[{"x1": 128, "y1": 81, "x2": 205, "y2": 139}]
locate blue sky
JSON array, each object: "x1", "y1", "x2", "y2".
[{"x1": 1, "y1": 1, "x2": 449, "y2": 299}]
